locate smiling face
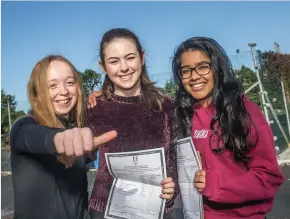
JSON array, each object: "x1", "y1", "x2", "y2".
[
  {"x1": 47, "y1": 60, "x2": 78, "y2": 118},
  {"x1": 100, "y1": 38, "x2": 144, "y2": 97},
  {"x1": 180, "y1": 50, "x2": 214, "y2": 106}
]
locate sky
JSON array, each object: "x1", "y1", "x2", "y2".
[{"x1": 2, "y1": 1, "x2": 290, "y2": 112}]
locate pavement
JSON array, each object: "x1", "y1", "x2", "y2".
[{"x1": 2, "y1": 148, "x2": 290, "y2": 219}]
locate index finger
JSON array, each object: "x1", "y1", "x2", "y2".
[
  {"x1": 93, "y1": 130, "x2": 117, "y2": 149},
  {"x1": 161, "y1": 177, "x2": 173, "y2": 185}
]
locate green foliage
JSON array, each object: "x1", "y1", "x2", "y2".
[
  {"x1": 261, "y1": 51, "x2": 290, "y2": 101},
  {"x1": 257, "y1": 51, "x2": 290, "y2": 148},
  {"x1": 162, "y1": 79, "x2": 176, "y2": 98},
  {"x1": 79, "y1": 69, "x2": 102, "y2": 98},
  {"x1": 1, "y1": 89, "x2": 17, "y2": 111},
  {"x1": 1, "y1": 89, "x2": 25, "y2": 135},
  {"x1": 236, "y1": 66, "x2": 260, "y2": 105},
  {"x1": 1, "y1": 110, "x2": 26, "y2": 134},
  {"x1": 258, "y1": 51, "x2": 288, "y2": 113}
]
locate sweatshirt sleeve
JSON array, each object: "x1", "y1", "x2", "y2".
[
  {"x1": 10, "y1": 116, "x2": 64, "y2": 155},
  {"x1": 202, "y1": 102, "x2": 285, "y2": 204}
]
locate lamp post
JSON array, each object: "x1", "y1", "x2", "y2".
[{"x1": 248, "y1": 43, "x2": 270, "y2": 123}]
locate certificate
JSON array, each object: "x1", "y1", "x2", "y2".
[
  {"x1": 104, "y1": 148, "x2": 167, "y2": 219},
  {"x1": 177, "y1": 137, "x2": 203, "y2": 219}
]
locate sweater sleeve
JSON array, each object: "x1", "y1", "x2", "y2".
[
  {"x1": 10, "y1": 116, "x2": 64, "y2": 155},
  {"x1": 202, "y1": 102, "x2": 285, "y2": 204}
]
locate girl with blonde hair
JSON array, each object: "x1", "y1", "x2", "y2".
[{"x1": 10, "y1": 55, "x2": 117, "y2": 219}]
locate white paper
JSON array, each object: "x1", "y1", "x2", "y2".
[
  {"x1": 177, "y1": 137, "x2": 203, "y2": 219},
  {"x1": 104, "y1": 148, "x2": 167, "y2": 219}
]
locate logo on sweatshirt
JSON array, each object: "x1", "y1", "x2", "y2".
[{"x1": 193, "y1": 130, "x2": 209, "y2": 139}]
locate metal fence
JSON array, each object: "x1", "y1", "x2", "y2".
[{"x1": 229, "y1": 49, "x2": 290, "y2": 153}]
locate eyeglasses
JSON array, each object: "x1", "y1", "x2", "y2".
[{"x1": 178, "y1": 61, "x2": 211, "y2": 79}]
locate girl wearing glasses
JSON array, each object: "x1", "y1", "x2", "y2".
[{"x1": 172, "y1": 37, "x2": 285, "y2": 219}]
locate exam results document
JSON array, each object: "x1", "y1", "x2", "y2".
[
  {"x1": 104, "y1": 148, "x2": 167, "y2": 219},
  {"x1": 177, "y1": 137, "x2": 203, "y2": 219}
]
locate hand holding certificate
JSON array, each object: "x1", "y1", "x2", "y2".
[
  {"x1": 176, "y1": 137, "x2": 203, "y2": 219},
  {"x1": 104, "y1": 148, "x2": 168, "y2": 219},
  {"x1": 160, "y1": 177, "x2": 175, "y2": 200}
]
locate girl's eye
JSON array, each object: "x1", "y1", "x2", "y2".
[
  {"x1": 109, "y1": 60, "x2": 118, "y2": 64},
  {"x1": 181, "y1": 69, "x2": 191, "y2": 74},
  {"x1": 67, "y1": 81, "x2": 76, "y2": 86},
  {"x1": 49, "y1": 84, "x2": 57, "y2": 89},
  {"x1": 198, "y1": 65, "x2": 208, "y2": 69},
  {"x1": 127, "y1": 56, "x2": 135, "y2": 60}
]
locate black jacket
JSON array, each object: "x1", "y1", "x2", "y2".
[{"x1": 10, "y1": 116, "x2": 91, "y2": 219}]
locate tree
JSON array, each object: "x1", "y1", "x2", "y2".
[
  {"x1": 258, "y1": 51, "x2": 290, "y2": 147},
  {"x1": 236, "y1": 66, "x2": 260, "y2": 105},
  {"x1": 80, "y1": 69, "x2": 102, "y2": 98},
  {"x1": 261, "y1": 51, "x2": 290, "y2": 102},
  {"x1": 162, "y1": 79, "x2": 176, "y2": 98},
  {"x1": 254, "y1": 51, "x2": 288, "y2": 112},
  {"x1": 1, "y1": 89, "x2": 17, "y2": 111},
  {"x1": 1, "y1": 89, "x2": 25, "y2": 135}
]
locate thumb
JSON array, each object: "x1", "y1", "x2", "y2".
[{"x1": 93, "y1": 130, "x2": 117, "y2": 149}]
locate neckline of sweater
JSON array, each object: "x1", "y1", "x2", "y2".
[{"x1": 111, "y1": 93, "x2": 144, "y2": 104}]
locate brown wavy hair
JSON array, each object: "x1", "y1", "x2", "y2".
[{"x1": 27, "y1": 55, "x2": 84, "y2": 128}]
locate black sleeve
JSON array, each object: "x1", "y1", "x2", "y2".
[{"x1": 10, "y1": 116, "x2": 64, "y2": 155}]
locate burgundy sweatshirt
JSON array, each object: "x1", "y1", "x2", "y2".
[
  {"x1": 86, "y1": 94, "x2": 179, "y2": 214},
  {"x1": 192, "y1": 97, "x2": 285, "y2": 219}
]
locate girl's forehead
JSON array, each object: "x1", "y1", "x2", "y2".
[
  {"x1": 104, "y1": 38, "x2": 138, "y2": 57},
  {"x1": 47, "y1": 61, "x2": 74, "y2": 81},
  {"x1": 181, "y1": 50, "x2": 210, "y2": 63}
]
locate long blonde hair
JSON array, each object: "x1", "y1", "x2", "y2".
[{"x1": 27, "y1": 55, "x2": 84, "y2": 128}]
